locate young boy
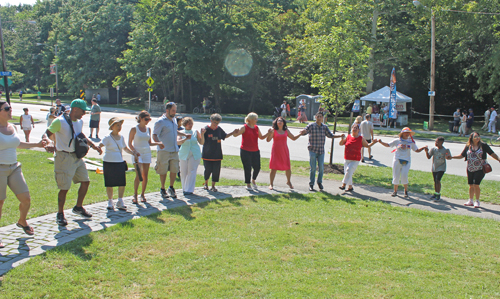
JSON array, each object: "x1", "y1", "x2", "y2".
[{"x1": 424, "y1": 137, "x2": 451, "y2": 201}]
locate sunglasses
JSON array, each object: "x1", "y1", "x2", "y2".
[
  {"x1": 144, "y1": 118, "x2": 151, "y2": 121},
  {"x1": 2, "y1": 106, "x2": 11, "y2": 111}
]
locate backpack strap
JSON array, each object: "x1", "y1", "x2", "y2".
[{"x1": 63, "y1": 114, "x2": 75, "y2": 148}]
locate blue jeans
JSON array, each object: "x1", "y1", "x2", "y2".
[{"x1": 309, "y1": 151, "x2": 325, "y2": 185}]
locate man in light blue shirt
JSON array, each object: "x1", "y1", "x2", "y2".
[{"x1": 153, "y1": 102, "x2": 190, "y2": 198}]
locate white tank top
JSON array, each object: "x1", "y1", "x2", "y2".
[
  {"x1": 21, "y1": 114, "x2": 32, "y2": 130},
  {"x1": 0, "y1": 128, "x2": 21, "y2": 164},
  {"x1": 133, "y1": 125, "x2": 151, "y2": 149}
]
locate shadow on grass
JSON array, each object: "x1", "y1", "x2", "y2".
[
  {"x1": 166, "y1": 205, "x2": 196, "y2": 221},
  {"x1": 42, "y1": 235, "x2": 95, "y2": 261}
]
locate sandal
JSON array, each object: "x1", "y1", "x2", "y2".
[
  {"x1": 286, "y1": 182, "x2": 294, "y2": 189},
  {"x1": 140, "y1": 195, "x2": 147, "y2": 202},
  {"x1": 132, "y1": 195, "x2": 139, "y2": 204},
  {"x1": 203, "y1": 184, "x2": 209, "y2": 190},
  {"x1": 346, "y1": 188, "x2": 354, "y2": 192},
  {"x1": 210, "y1": 187, "x2": 218, "y2": 192},
  {"x1": 339, "y1": 185, "x2": 346, "y2": 190},
  {"x1": 16, "y1": 222, "x2": 34, "y2": 235}
]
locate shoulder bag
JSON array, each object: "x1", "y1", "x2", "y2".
[{"x1": 63, "y1": 114, "x2": 89, "y2": 159}]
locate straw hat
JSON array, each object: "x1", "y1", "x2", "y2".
[
  {"x1": 108, "y1": 117, "x2": 124, "y2": 130},
  {"x1": 398, "y1": 127, "x2": 415, "y2": 137}
]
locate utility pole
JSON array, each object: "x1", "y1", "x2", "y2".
[
  {"x1": 429, "y1": 10, "x2": 436, "y2": 130},
  {"x1": 0, "y1": 16, "x2": 10, "y2": 104}
]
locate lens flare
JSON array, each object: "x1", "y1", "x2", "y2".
[{"x1": 224, "y1": 49, "x2": 253, "y2": 77}]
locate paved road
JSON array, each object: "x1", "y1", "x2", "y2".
[{"x1": 11, "y1": 102, "x2": 500, "y2": 181}]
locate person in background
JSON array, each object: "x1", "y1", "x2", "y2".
[
  {"x1": 201, "y1": 114, "x2": 237, "y2": 192},
  {"x1": 233, "y1": 113, "x2": 271, "y2": 190},
  {"x1": 96, "y1": 93, "x2": 101, "y2": 102},
  {"x1": 424, "y1": 137, "x2": 451, "y2": 202},
  {"x1": 128, "y1": 111, "x2": 162, "y2": 203},
  {"x1": 453, "y1": 108, "x2": 461, "y2": 132},
  {"x1": 450, "y1": 132, "x2": 500, "y2": 208},
  {"x1": 286, "y1": 102, "x2": 291, "y2": 121},
  {"x1": 360, "y1": 114, "x2": 374, "y2": 162},
  {"x1": 298, "y1": 102, "x2": 307, "y2": 123},
  {"x1": 0, "y1": 101, "x2": 47, "y2": 243},
  {"x1": 378, "y1": 127, "x2": 427, "y2": 197},
  {"x1": 20, "y1": 108, "x2": 34, "y2": 142},
  {"x1": 458, "y1": 110, "x2": 467, "y2": 137},
  {"x1": 89, "y1": 98, "x2": 101, "y2": 139},
  {"x1": 202, "y1": 97, "x2": 208, "y2": 114},
  {"x1": 366, "y1": 104, "x2": 373, "y2": 115},
  {"x1": 373, "y1": 103, "x2": 380, "y2": 114},
  {"x1": 177, "y1": 117, "x2": 204, "y2": 195},
  {"x1": 18, "y1": 90, "x2": 23, "y2": 101},
  {"x1": 482, "y1": 108, "x2": 490, "y2": 131},
  {"x1": 55, "y1": 99, "x2": 66, "y2": 116},
  {"x1": 280, "y1": 101, "x2": 287, "y2": 119},
  {"x1": 466, "y1": 108, "x2": 474, "y2": 135},
  {"x1": 389, "y1": 110, "x2": 398, "y2": 128},
  {"x1": 46, "y1": 107, "x2": 57, "y2": 127},
  {"x1": 338, "y1": 124, "x2": 377, "y2": 191},
  {"x1": 266, "y1": 117, "x2": 302, "y2": 190},
  {"x1": 300, "y1": 112, "x2": 343, "y2": 191},
  {"x1": 353, "y1": 115, "x2": 363, "y2": 127},
  {"x1": 99, "y1": 117, "x2": 137, "y2": 211},
  {"x1": 488, "y1": 107, "x2": 497, "y2": 133}
]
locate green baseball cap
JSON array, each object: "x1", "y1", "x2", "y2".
[{"x1": 70, "y1": 99, "x2": 90, "y2": 111}]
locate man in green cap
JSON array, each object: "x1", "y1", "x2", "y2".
[{"x1": 43, "y1": 99, "x2": 102, "y2": 226}]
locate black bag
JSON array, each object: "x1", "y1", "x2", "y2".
[{"x1": 64, "y1": 114, "x2": 89, "y2": 159}]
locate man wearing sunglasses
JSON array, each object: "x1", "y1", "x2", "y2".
[{"x1": 152, "y1": 102, "x2": 191, "y2": 199}]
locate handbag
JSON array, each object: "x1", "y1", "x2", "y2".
[
  {"x1": 63, "y1": 114, "x2": 89, "y2": 159},
  {"x1": 483, "y1": 162, "x2": 492, "y2": 173}
]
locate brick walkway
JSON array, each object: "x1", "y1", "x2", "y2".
[{"x1": 0, "y1": 186, "x2": 304, "y2": 276}]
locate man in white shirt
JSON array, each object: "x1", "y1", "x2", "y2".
[
  {"x1": 482, "y1": 108, "x2": 490, "y2": 131},
  {"x1": 360, "y1": 114, "x2": 374, "y2": 162},
  {"x1": 44, "y1": 99, "x2": 102, "y2": 226},
  {"x1": 280, "y1": 101, "x2": 287, "y2": 118},
  {"x1": 488, "y1": 107, "x2": 497, "y2": 133}
]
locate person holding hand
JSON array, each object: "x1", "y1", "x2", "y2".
[
  {"x1": 177, "y1": 117, "x2": 205, "y2": 195},
  {"x1": 378, "y1": 127, "x2": 427, "y2": 197}
]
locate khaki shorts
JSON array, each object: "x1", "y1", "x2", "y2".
[
  {"x1": 155, "y1": 151, "x2": 179, "y2": 175},
  {"x1": 54, "y1": 151, "x2": 90, "y2": 190},
  {"x1": 0, "y1": 162, "x2": 29, "y2": 201}
]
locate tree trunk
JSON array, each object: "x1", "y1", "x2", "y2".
[
  {"x1": 180, "y1": 73, "x2": 184, "y2": 104},
  {"x1": 366, "y1": 9, "x2": 379, "y2": 94},
  {"x1": 213, "y1": 83, "x2": 221, "y2": 107}
]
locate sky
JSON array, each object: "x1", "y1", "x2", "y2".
[{"x1": 0, "y1": 0, "x2": 37, "y2": 6}]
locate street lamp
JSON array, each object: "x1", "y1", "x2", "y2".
[
  {"x1": 36, "y1": 43, "x2": 58, "y2": 98},
  {"x1": 413, "y1": 0, "x2": 435, "y2": 130}
]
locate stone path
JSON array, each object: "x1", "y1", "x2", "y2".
[{"x1": 0, "y1": 186, "x2": 304, "y2": 276}]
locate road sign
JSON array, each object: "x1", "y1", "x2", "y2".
[
  {"x1": 147, "y1": 88, "x2": 153, "y2": 92},
  {"x1": 0, "y1": 72, "x2": 12, "y2": 76},
  {"x1": 80, "y1": 89, "x2": 85, "y2": 99},
  {"x1": 146, "y1": 77, "x2": 154, "y2": 86},
  {"x1": 428, "y1": 91, "x2": 435, "y2": 97},
  {"x1": 0, "y1": 78, "x2": 12, "y2": 87}
]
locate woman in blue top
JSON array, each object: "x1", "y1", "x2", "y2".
[{"x1": 177, "y1": 117, "x2": 205, "y2": 195}]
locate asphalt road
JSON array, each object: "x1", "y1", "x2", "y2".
[{"x1": 11, "y1": 102, "x2": 500, "y2": 181}]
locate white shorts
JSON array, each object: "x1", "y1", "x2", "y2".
[{"x1": 135, "y1": 147, "x2": 152, "y2": 164}]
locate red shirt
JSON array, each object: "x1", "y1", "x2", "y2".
[
  {"x1": 344, "y1": 134, "x2": 363, "y2": 161},
  {"x1": 241, "y1": 124, "x2": 259, "y2": 152}
]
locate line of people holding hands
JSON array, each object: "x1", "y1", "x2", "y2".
[{"x1": 1, "y1": 100, "x2": 499, "y2": 248}]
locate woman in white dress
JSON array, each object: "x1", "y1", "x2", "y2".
[
  {"x1": 128, "y1": 111, "x2": 162, "y2": 203},
  {"x1": 20, "y1": 108, "x2": 34, "y2": 142},
  {"x1": 177, "y1": 117, "x2": 204, "y2": 195}
]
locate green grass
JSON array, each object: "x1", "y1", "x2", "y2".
[
  {"x1": 0, "y1": 150, "x2": 244, "y2": 226},
  {"x1": 220, "y1": 154, "x2": 500, "y2": 204},
  {"x1": 2, "y1": 192, "x2": 500, "y2": 297}
]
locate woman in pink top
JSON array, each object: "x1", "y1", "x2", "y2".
[
  {"x1": 266, "y1": 117, "x2": 301, "y2": 190},
  {"x1": 233, "y1": 113, "x2": 271, "y2": 190},
  {"x1": 338, "y1": 124, "x2": 377, "y2": 191}
]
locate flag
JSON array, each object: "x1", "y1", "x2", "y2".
[
  {"x1": 389, "y1": 68, "x2": 397, "y2": 119},
  {"x1": 50, "y1": 64, "x2": 56, "y2": 75}
]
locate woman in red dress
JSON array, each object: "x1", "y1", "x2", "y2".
[
  {"x1": 266, "y1": 117, "x2": 302, "y2": 189},
  {"x1": 338, "y1": 124, "x2": 378, "y2": 191}
]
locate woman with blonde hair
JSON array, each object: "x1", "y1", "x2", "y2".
[
  {"x1": 233, "y1": 112, "x2": 271, "y2": 190},
  {"x1": 177, "y1": 117, "x2": 204, "y2": 195},
  {"x1": 128, "y1": 111, "x2": 162, "y2": 203}
]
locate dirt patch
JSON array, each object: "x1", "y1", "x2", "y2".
[{"x1": 323, "y1": 163, "x2": 344, "y2": 175}]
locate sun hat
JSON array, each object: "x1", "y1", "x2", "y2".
[
  {"x1": 70, "y1": 99, "x2": 90, "y2": 111},
  {"x1": 108, "y1": 117, "x2": 124, "y2": 130},
  {"x1": 398, "y1": 127, "x2": 415, "y2": 137}
]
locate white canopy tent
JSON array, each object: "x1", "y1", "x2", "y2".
[{"x1": 360, "y1": 86, "x2": 412, "y2": 103}]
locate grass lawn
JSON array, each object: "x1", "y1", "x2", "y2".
[
  {"x1": 220, "y1": 155, "x2": 500, "y2": 205},
  {"x1": 1, "y1": 192, "x2": 500, "y2": 297},
  {"x1": 0, "y1": 150, "x2": 244, "y2": 227}
]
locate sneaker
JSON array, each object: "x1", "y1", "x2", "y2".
[
  {"x1": 72, "y1": 206, "x2": 92, "y2": 218},
  {"x1": 430, "y1": 194, "x2": 436, "y2": 199},
  {"x1": 404, "y1": 191, "x2": 408, "y2": 197},
  {"x1": 96, "y1": 135, "x2": 99, "y2": 139},
  {"x1": 464, "y1": 199, "x2": 474, "y2": 206},
  {"x1": 168, "y1": 186, "x2": 177, "y2": 199},
  {"x1": 116, "y1": 199, "x2": 127, "y2": 211},
  {"x1": 160, "y1": 188, "x2": 169, "y2": 198},
  {"x1": 391, "y1": 192, "x2": 397, "y2": 197},
  {"x1": 318, "y1": 183, "x2": 324, "y2": 191},
  {"x1": 246, "y1": 185, "x2": 253, "y2": 191},
  {"x1": 474, "y1": 200, "x2": 480, "y2": 208},
  {"x1": 252, "y1": 182, "x2": 258, "y2": 189},
  {"x1": 107, "y1": 200, "x2": 114, "y2": 210},
  {"x1": 309, "y1": 184, "x2": 315, "y2": 192},
  {"x1": 56, "y1": 212, "x2": 68, "y2": 226},
  {"x1": 433, "y1": 194, "x2": 441, "y2": 202}
]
